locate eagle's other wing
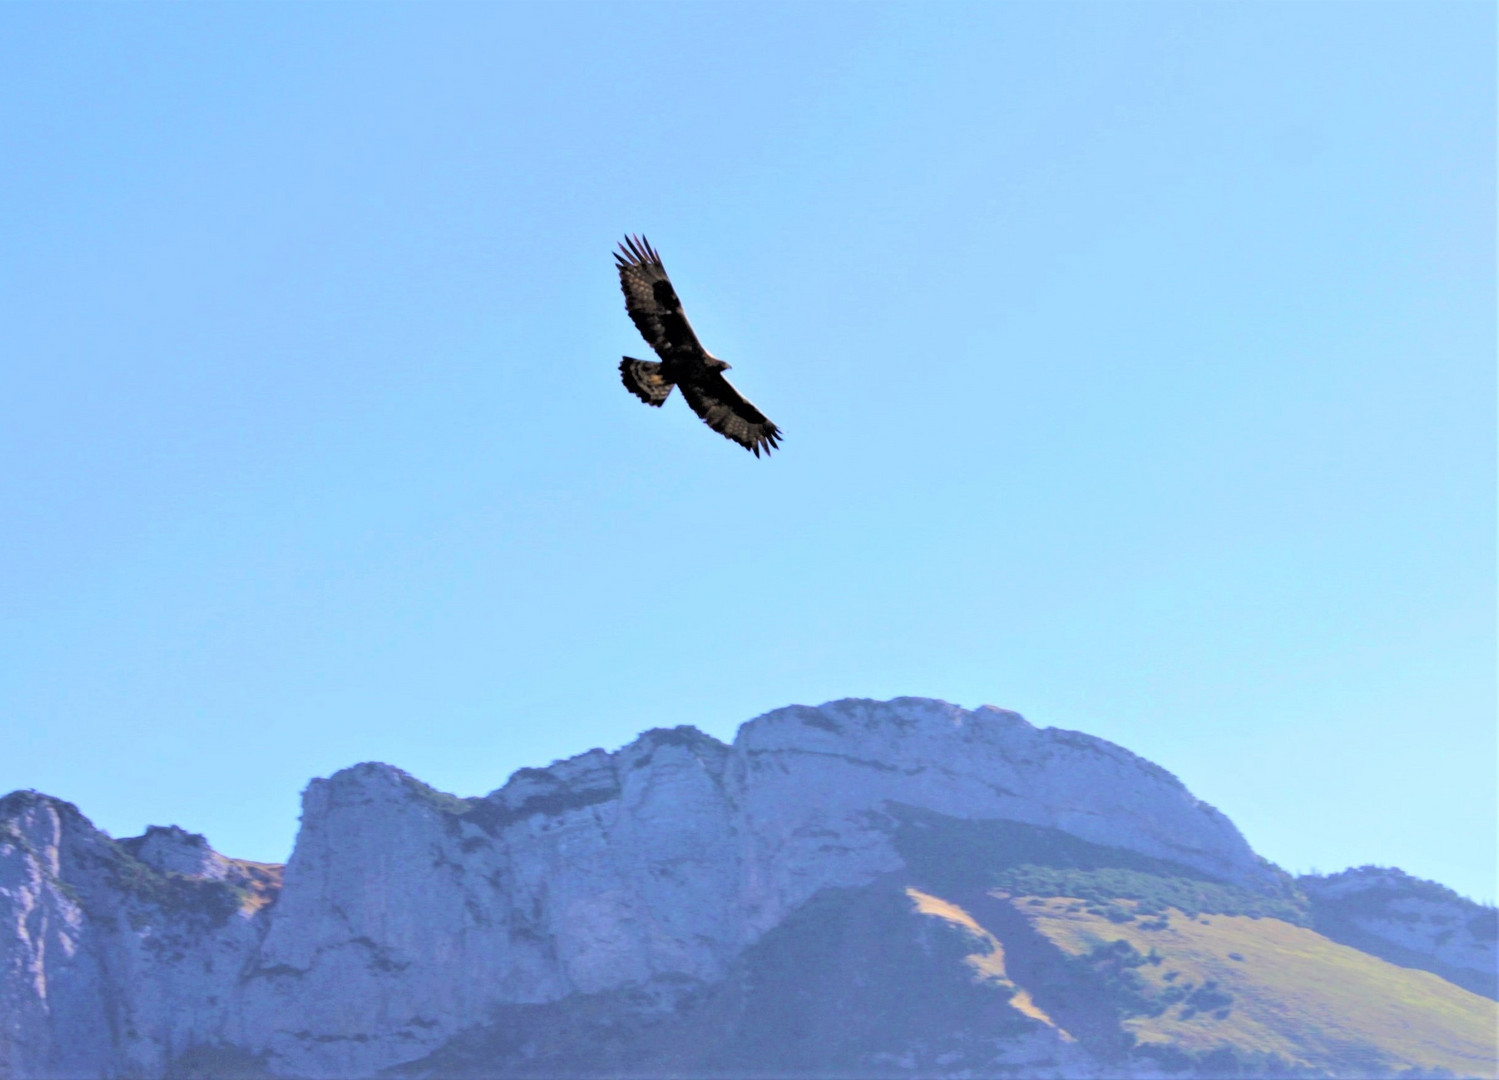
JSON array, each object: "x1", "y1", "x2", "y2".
[
  {"x1": 614, "y1": 235, "x2": 705, "y2": 359},
  {"x1": 677, "y1": 372, "x2": 783, "y2": 458}
]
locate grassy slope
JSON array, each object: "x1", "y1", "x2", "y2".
[
  {"x1": 1007, "y1": 896, "x2": 1496, "y2": 1076},
  {"x1": 895, "y1": 808, "x2": 1498, "y2": 1075},
  {"x1": 393, "y1": 875, "x2": 1493, "y2": 1078},
  {"x1": 907, "y1": 887, "x2": 1063, "y2": 1031}
]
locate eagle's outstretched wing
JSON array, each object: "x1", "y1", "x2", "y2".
[
  {"x1": 677, "y1": 373, "x2": 783, "y2": 458},
  {"x1": 614, "y1": 234, "x2": 783, "y2": 457},
  {"x1": 614, "y1": 235, "x2": 704, "y2": 359}
]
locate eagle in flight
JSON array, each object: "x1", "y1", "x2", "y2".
[{"x1": 615, "y1": 235, "x2": 782, "y2": 457}]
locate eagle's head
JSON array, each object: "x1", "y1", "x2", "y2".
[{"x1": 706, "y1": 355, "x2": 732, "y2": 372}]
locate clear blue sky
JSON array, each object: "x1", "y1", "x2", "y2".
[{"x1": 1, "y1": 3, "x2": 1493, "y2": 903}]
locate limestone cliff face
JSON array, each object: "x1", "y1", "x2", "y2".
[
  {"x1": 0, "y1": 698, "x2": 1311, "y2": 1077},
  {"x1": 0, "y1": 795, "x2": 275, "y2": 1078}
]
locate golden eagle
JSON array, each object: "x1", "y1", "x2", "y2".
[{"x1": 615, "y1": 235, "x2": 782, "y2": 457}]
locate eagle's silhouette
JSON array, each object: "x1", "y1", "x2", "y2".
[{"x1": 615, "y1": 235, "x2": 782, "y2": 457}]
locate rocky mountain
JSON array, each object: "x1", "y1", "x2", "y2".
[{"x1": 1, "y1": 697, "x2": 1493, "y2": 1079}]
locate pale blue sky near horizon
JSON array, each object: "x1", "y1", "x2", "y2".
[{"x1": 1, "y1": 3, "x2": 1494, "y2": 903}]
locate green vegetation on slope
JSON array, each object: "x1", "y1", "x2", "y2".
[
  {"x1": 889, "y1": 804, "x2": 1309, "y2": 924},
  {"x1": 1022, "y1": 897, "x2": 1498, "y2": 1077},
  {"x1": 1301, "y1": 868, "x2": 1499, "y2": 1000},
  {"x1": 889, "y1": 806, "x2": 1496, "y2": 1075}
]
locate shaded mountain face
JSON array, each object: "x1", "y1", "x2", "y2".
[{"x1": 1, "y1": 697, "x2": 1493, "y2": 1079}]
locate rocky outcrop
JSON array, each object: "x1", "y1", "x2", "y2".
[
  {"x1": 0, "y1": 698, "x2": 1374, "y2": 1077},
  {"x1": 0, "y1": 793, "x2": 277, "y2": 1078},
  {"x1": 1302, "y1": 866, "x2": 1498, "y2": 999}
]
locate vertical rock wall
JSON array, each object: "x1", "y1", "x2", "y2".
[{"x1": 0, "y1": 697, "x2": 1274, "y2": 1077}]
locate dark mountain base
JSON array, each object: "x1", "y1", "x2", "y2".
[{"x1": 387, "y1": 882, "x2": 1052, "y2": 1079}]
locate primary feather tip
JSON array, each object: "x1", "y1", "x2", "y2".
[{"x1": 616, "y1": 234, "x2": 660, "y2": 267}]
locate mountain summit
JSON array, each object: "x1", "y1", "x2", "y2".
[{"x1": 2, "y1": 698, "x2": 1493, "y2": 1078}]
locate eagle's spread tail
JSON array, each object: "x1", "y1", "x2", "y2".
[{"x1": 620, "y1": 357, "x2": 674, "y2": 407}]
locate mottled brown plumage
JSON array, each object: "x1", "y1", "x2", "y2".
[{"x1": 614, "y1": 235, "x2": 782, "y2": 457}]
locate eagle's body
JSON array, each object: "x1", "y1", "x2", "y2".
[{"x1": 614, "y1": 235, "x2": 782, "y2": 457}]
